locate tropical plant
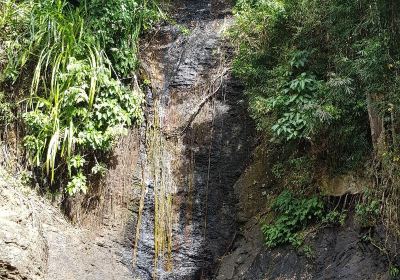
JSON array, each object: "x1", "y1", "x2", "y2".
[
  {"x1": 355, "y1": 199, "x2": 381, "y2": 228},
  {"x1": 1, "y1": 0, "x2": 161, "y2": 194},
  {"x1": 262, "y1": 191, "x2": 324, "y2": 248}
]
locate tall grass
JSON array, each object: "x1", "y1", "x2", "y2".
[
  {"x1": 27, "y1": 0, "x2": 83, "y2": 182},
  {"x1": 1, "y1": 0, "x2": 160, "y2": 193}
]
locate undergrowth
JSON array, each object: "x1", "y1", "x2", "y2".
[
  {"x1": 231, "y1": 0, "x2": 400, "y2": 255},
  {"x1": 262, "y1": 191, "x2": 324, "y2": 248},
  {"x1": 262, "y1": 191, "x2": 348, "y2": 250},
  {"x1": 355, "y1": 196, "x2": 381, "y2": 228},
  {"x1": 0, "y1": 0, "x2": 162, "y2": 195}
]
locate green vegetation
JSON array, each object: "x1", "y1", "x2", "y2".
[
  {"x1": 262, "y1": 191, "x2": 350, "y2": 251},
  {"x1": 271, "y1": 154, "x2": 314, "y2": 190},
  {"x1": 262, "y1": 191, "x2": 324, "y2": 248},
  {"x1": 355, "y1": 198, "x2": 381, "y2": 228},
  {"x1": 229, "y1": 0, "x2": 375, "y2": 170},
  {"x1": 322, "y1": 210, "x2": 347, "y2": 227},
  {"x1": 390, "y1": 265, "x2": 400, "y2": 279},
  {"x1": 231, "y1": 0, "x2": 400, "y2": 239},
  {"x1": 0, "y1": 91, "x2": 14, "y2": 128},
  {"x1": 0, "y1": 0, "x2": 162, "y2": 194}
]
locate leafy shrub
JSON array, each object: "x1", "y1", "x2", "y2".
[
  {"x1": 268, "y1": 52, "x2": 333, "y2": 141},
  {"x1": 1, "y1": 0, "x2": 161, "y2": 195},
  {"x1": 271, "y1": 154, "x2": 314, "y2": 190},
  {"x1": 390, "y1": 265, "x2": 400, "y2": 280},
  {"x1": 322, "y1": 210, "x2": 347, "y2": 227},
  {"x1": 86, "y1": 0, "x2": 162, "y2": 75},
  {"x1": 0, "y1": 92, "x2": 14, "y2": 127},
  {"x1": 355, "y1": 199, "x2": 381, "y2": 228},
  {"x1": 23, "y1": 47, "x2": 144, "y2": 193},
  {"x1": 0, "y1": 0, "x2": 32, "y2": 82},
  {"x1": 262, "y1": 191, "x2": 324, "y2": 248},
  {"x1": 229, "y1": 0, "x2": 373, "y2": 172}
]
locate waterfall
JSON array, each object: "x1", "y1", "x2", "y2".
[{"x1": 132, "y1": 0, "x2": 255, "y2": 278}]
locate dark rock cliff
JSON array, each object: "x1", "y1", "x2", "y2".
[
  {"x1": 214, "y1": 143, "x2": 398, "y2": 280},
  {"x1": 133, "y1": 0, "x2": 255, "y2": 278}
]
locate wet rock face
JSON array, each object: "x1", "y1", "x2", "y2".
[
  {"x1": 215, "y1": 143, "x2": 396, "y2": 280},
  {"x1": 216, "y1": 219, "x2": 392, "y2": 280},
  {"x1": 134, "y1": 0, "x2": 255, "y2": 278}
]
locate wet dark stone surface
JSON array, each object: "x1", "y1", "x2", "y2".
[
  {"x1": 133, "y1": 0, "x2": 256, "y2": 278},
  {"x1": 216, "y1": 218, "x2": 396, "y2": 280}
]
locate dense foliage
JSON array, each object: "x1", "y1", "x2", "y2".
[
  {"x1": 262, "y1": 191, "x2": 347, "y2": 249},
  {"x1": 0, "y1": 0, "x2": 161, "y2": 194},
  {"x1": 231, "y1": 0, "x2": 400, "y2": 234},
  {"x1": 262, "y1": 191, "x2": 324, "y2": 248}
]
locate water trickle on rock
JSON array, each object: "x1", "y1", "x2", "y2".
[{"x1": 132, "y1": 0, "x2": 255, "y2": 278}]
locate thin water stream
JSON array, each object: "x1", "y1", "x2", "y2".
[{"x1": 133, "y1": 0, "x2": 255, "y2": 278}]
